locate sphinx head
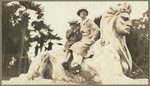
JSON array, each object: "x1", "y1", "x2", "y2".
[
  {"x1": 100, "y1": 3, "x2": 132, "y2": 45},
  {"x1": 113, "y1": 10, "x2": 132, "y2": 36}
]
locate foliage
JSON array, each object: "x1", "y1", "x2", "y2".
[
  {"x1": 2, "y1": 1, "x2": 61, "y2": 56},
  {"x1": 94, "y1": 15, "x2": 102, "y2": 28},
  {"x1": 126, "y1": 11, "x2": 149, "y2": 78},
  {"x1": 2, "y1": 1, "x2": 62, "y2": 77}
]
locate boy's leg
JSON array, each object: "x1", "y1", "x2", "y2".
[
  {"x1": 62, "y1": 50, "x2": 71, "y2": 70},
  {"x1": 64, "y1": 50, "x2": 71, "y2": 63}
]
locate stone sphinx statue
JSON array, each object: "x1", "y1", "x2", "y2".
[{"x1": 10, "y1": 3, "x2": 148, "y2": 85}]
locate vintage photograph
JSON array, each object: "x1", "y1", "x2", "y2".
[{"x1": 2, "y1": 1, "x2": 149, "y2": 85}]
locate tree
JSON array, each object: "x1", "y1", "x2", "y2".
[
  {"x1": 2, "y1": 2, "x2": 23, "y2": 78},
  {"x1": 94, "y1": 15, "x2": 102, "y2": 28},
  {"x1": 2, "y1": 1, "x2": 61, "y2": 77},
  {"x1": 126, "y1": 10, "x2": 148, "y2": 78}
]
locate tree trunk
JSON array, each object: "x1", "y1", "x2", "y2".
[{"x1": 18, "y1": 28, "x2": 26, "y2": 75}]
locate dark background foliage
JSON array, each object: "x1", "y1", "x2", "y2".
[{"x1": 126, "y1": 11, "x2": 149, "y2": 78}]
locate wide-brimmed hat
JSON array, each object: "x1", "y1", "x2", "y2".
[
  {"x1": 77, "y1": 7, "x2": 88, "y2": 16},
  {"x1": 68, "y1": 19, "x2": 78, "y2": 24}
]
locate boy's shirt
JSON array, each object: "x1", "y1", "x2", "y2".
[{"x1": 65, "y1": 28, "x2": 82, "y2": 50}]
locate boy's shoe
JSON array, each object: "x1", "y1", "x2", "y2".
[
  {"x1": 71, "y1": 64, "x2": 81, "y2": 74},
  {"x1": 62, "y1": 62, "x2": 69, "y2": 70}
]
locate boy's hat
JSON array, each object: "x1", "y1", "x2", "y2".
[{"x1": 68, "y1": 19, "x2": 78, "y2": 24}]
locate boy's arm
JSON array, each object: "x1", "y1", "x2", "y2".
[
  {"x1": 76, "y1": 31, "x2": 82, "y2": 41},
  {"x1": 66, "y1": 29, "x2": 74, "y2": 40}
]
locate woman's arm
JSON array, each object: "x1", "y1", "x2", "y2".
[{"x1": 89, "y1": 20, "x2": 101, "y2": 41}]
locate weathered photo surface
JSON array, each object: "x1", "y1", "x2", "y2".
[{"x1": 2, "y1": 1, "x2": 149, "y2": 85}]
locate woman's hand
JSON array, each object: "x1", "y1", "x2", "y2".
[{"x1": 85, "y1": 39, "x2": 95, "y2": 45}]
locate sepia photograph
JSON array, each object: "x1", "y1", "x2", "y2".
[{"x1": 1, "y1": 0, "x2": 149, "y2": 85}]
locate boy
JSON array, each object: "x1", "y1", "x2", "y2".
[{"x1": 62, "y1": 19, "x2": 82, "y2": 70}]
